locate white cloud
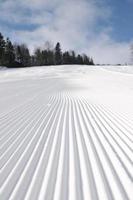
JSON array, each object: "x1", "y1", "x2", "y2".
[
  {"x1": 0, "y1": 0, "x2": 132, "y2": 64},
  {"x1": 89, "y1": 36, "x2": 131, "y2": 64}
]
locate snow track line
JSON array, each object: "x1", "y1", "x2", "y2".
[
  {"x1": 53, "y1": 95, "x2": 69, "y2": 200},
  {"x1": 72, "y1": 99, "x2": 98, "y2": 200},
  {"x1": 39, "y1": 98, "x2": 65, "y2": 200},
  {"x1": 83, "y1": 101, "x2": 133, "y2": 182},
  {"x1": 23, "y1": 96, "x2": 64, "y2": 200},
  {"x1": 90, "y1": 104, "x2": 133, "y2": 155},
  {"x1": 70, "y1": 98, "x2": 84, "y2": 200},
  {"x1": 0, "y1": 96, "x2": 50, "y2": 140},
  {"x1": 84, "y1": 101, "x2": 133, "y2": 160},
  {"x1": 88, "y1": 103, "x2": 133, "y2": 161},
  {"x1": 95, "y1": 104, "x2": 133, "y2": 140},
  {"x1": 0, "y1": 99, "x2": 37, "y2": 130},
  {"x1": 77, "y1": 100, "x2": 115, "y2": 200},
  {"x1": 0, "y1": 88, "x2": 51, "y2": 126},
  {"x1": 0, "y1": 92, "x2": 45, "y2": 128},
  {"x1": 88, "y1": 103, "x2": 133, "y2": 182},
  {"x1": 0, "y1": 95, "x2": 54, "y2": 146},
  {"x1": 78, "y1": 100, "x2": 131, "y2": 200},
  {"x1": 0, "y1": 95, "x2": 58, "y2": 176},
  {"x1": 9, "y1": 97, "x2": 64, "y2": 200},
  {"x1": 0, "y1": 80, "x2": 59, "y2": 121},
  {"x1": 97, "y1": 105, "x2": 133, "y2": 131},
  {"x1": 0, "y1": 104, "x2": 45, "y2": 158},
  {"x1": 0, "y1": 93, "x2": 40, "y2": 120},
  {"x1": 0, "y1": 95, "x2": 61, "y2": 199},
  {"x1": 0, "y1": 96, "x2": 55, "y2": 159}
]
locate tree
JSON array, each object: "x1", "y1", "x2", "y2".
[
  {"x1": 14, "y1": 44, "x2": 31, "y2": 67},
  {"x1": 90, "y1": 57, "x2": 94, "y2": 65},
  {"x1": 31, "y1": 55, "x2": 35, "y2": 66},
  {"x1": 0, "y1": 32, "x2": 5, "y2": 65},
  {"x1": 34, "y1": 48, "x2": 43, "y2": 66},
  {"x1": 76, "y1": 54, "x2": 84, "y2": 64},
  {"x1": 42, "y1": 50, "x2": 48, "y2": 65},
  {"x1": 4, "y1": 38, "x2": 15, "y2": 67},
  {"x1": 63, "y1": 51, "x2": 71, "y2": 64},
  {"x1": 71, "y1": 51, "x2": 76, "y2": 64},
  {"x1": 20, "y1": 44, "x2": 30, "y2": 66},
  {"x1": 34, "y1": 45, "x2": 54, "y2": 66},
  {"x1": 14, "y1": 44, "x2": 23, "y2": 66},
  {"x1": 82, "y1": 54, "x2": 88, "y2": 65},
  {"x1": 44, "y1": 41, "x2": 53, "y2": 51},
  {"x1": 54, "y1": 42, "x2": 62, "y2": 65},
  {"x1": 46, "y1": 50, "x2": 54, "y2": 65}
]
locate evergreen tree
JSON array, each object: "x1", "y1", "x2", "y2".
[
  {"x1": 82, "y1": 54, "x2": 90, "y2": 65},
  {"x1": 34, "y1": 48, "x2": 43, "y2": 66},
  {"x1": 14, "y1": 44, "x2": 31, "y2": 67},
  {"x1": 47, "y1": 50, "x2": 54, "y2": 65},
  {"x1": 14, "y1": 44, "x2": 23, "y2": 65},
  {"x1": 71, "y1": 51, "x2": 76, "y2": 64},
  {"x1": 54, "y1": 42, "x2": 62, "y2": 65},
  {"x1": 0, "y1": 33, "x2": 5, "y2": 65},
  {"x1": 90, "y1": 57, "x2": 94, "y2": 65},
  {"x1": 31, "y1": 55, "x2": 35, "y2": 66},
  {"x1": 76, "y1": 54, "x2": 84, "y2": 65},
  {"x1": 19, "y1": 44, "x2": 31, "y2": 66},
  {"x1": 63, "y1": 51, "x2": 71, "y2": 64},
  {"x1": 42, "y1": 50, "x2": 48, "y2": 65},
  {"x1": 4, "y1": 38, "x2": 15, "y2": 67}
]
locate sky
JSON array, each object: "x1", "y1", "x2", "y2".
[{"x1": 0, "y1": 0, "x2": 133, "y2": 64}]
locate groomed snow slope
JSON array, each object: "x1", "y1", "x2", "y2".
[{"x1": 0, "y1": 65, "x2": 133, "y2": 200}]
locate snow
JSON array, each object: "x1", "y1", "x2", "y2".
[{"x1": 0, "y1": 65, "x2": 133, "y2": 200}]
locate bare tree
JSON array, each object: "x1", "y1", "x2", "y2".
[{"x1": 44, "y1": 41, "x2": 54, "y2": 51}]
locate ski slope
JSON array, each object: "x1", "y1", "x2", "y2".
[{"x1": 0, "y1": 65, "x2": 133, "y2": 200}]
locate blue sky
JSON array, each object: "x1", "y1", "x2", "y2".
[
  {"x1": 107, "y1": 0, "x2": 133, "y2": 42},
  {"x1": 0, "y1": 0, "x2": 133, "y2": 64}
]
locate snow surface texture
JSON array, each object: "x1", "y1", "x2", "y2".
[{"x1": 0, "y1": 65, "x2": 133, "y2": 200}]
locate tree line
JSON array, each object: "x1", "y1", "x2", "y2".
[{"x1": 0, "y1": 32, "x2": 94, "y2": 68}]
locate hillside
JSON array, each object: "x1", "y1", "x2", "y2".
[{"x1": 0, "y1": 65, "x2": 132, "y2": 200}]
